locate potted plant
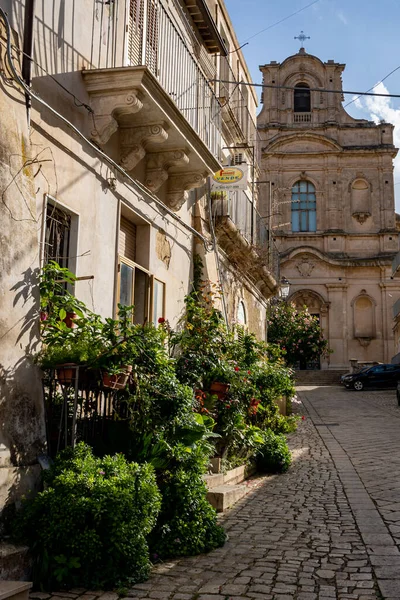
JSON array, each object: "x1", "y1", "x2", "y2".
[
  {"x1": 39, "y1": 261, "x2": 86, "y2": 329},
  {"x1": 207, "y1": 361, "x2": 234, "y2": 398},
  {"x1": 35, "y1": 336, "x2": 102, "y2": 384}
]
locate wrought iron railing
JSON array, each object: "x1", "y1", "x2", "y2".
[
  {"x1": 85, "y1": 0, "x2": 223, "y2": 159},
  {"x1": 211, "y1": 191, "x2": 279, "y2": 278}
]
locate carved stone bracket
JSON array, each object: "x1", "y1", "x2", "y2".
[
  {"x1": 120, "y1": 124, "x2": 169, "y2": 171},
  {"x1": 352, "y1": 211, "x2": 371, "y2": 225},
  {"x1": 356, "y1": 337, "x2": 372, "y2": 348},
  {"x1": 89, "y1": 90, "x2": 143, "y2": 145},
  {"x1": 145, "y1": 150, "x2": 189, "y2": 192},
  {"x1": 166, "y1": 172, "x2": 207, "y2": 211}
]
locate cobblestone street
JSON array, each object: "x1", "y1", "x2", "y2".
[
  {"x1": 31, "y1": 385, "x2": 400, "y2": 600},
  {"x1": 125, "y1": 385, "x2": 400, "y2": 600}
]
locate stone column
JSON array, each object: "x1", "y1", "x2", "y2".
[{"x1": 326, "y1": 283, "x2": 348, "y2": 368}]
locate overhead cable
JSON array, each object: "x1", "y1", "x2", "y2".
[{"x1": 0, "y1": 7, "x2": 213, "y2": 253}]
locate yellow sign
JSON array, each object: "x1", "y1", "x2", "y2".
[{"x1": 211, "y1": 165, "x2": 248, "y2": 190}]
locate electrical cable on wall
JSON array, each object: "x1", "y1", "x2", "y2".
[{"x1": 0, "y1": 7, "x2": 214, "y2": 254}]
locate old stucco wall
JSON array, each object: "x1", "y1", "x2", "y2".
[{"x1": 0, "y1": 28, "x2": 46, "y2": 518}]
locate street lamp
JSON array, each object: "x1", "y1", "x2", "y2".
[{"x1": 279, "y1": 277, "x2": 290, "y2": 300}]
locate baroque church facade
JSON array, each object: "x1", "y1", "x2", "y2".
[{"x1": 258, "y1": 48, "x2": 400, "y2": 369}]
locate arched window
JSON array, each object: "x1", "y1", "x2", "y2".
[
  {"x1": 291, "y1": 181, "x2": 316, "y2": 232},
  {"x1": 237, "y1": 300, "x2": 247, "y2": 326},
  {"x1": 294, "y1": 83, "x2": 311, "y2": 112}
]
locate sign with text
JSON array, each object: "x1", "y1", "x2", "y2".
[{"x1": 211, "y1": 165, "x2": 248, "y2": 191}]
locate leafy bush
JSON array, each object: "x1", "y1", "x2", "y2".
[
  {"x1": 14, "y1": 444, "x2": 161, "y2": 590},
  {"x1": 151, "y1": 462, "x2": 226, "y2": 558},
  {"x1": 267, "y1": 301, "x2": 330, "y2": 367},
  {"x1": 256, "y1": 430, "x2": 292, "y2": 474}
]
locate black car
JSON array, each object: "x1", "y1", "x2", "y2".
[{"x1": 341, "y1": 364, "x2": 400, "y2": 391}]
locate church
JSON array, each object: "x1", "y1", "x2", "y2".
[{"x1": 258, "y1": 44, "x2": 400, "y2": 369}]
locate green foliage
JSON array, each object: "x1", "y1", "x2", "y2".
[
  {"x1": 256, "y1": 430, "x2": 292, "y2": 474},
  {"x1": 14, "y1": 444, "x2": 161, "y2": 590},
  {"x1": 150, "y1": 464, "x2": 226, "y2": 558},
  {"x1": 267, "y1": 302, "x2": 330, "y2": 367}
]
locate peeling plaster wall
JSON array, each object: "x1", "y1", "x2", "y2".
[{"x1": 0, "y1": 27, "x2": 46, "y2": 517}]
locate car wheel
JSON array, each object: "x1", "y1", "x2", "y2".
[{"x1": 353, "y1": 380, "x2": 364, "y2": 391}]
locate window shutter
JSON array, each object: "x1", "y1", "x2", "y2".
[
  {"x1": 128, "y1": 0, "x2": 144, "y2": 65},
  {"x1": 119, "y1": 217, "x2": 137, "y2": 262},
  {"x1": 146, "y1": 0, "x2": 159, "y2": 75}
]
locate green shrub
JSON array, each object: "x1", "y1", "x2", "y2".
[
  {"x1": 14, "y1": 443, "x2": 161, "y2": 590},
  {"x1": 256, "y1": 430, "x2": 292, "y2": 474},
  {"x1": 151, "y1": 465, "x2": 226, "y2": 558}
]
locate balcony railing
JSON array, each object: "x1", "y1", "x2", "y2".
[
  {"x1": 392, "y1": 251, "x2": 400, "y2": 277},
  {"x1": 393, "y1": 297, "x2": 400, "y2": 319},
  {"x1": 293, "y1": 112, "x2": 312, "y2": 123},
  {"x1": 212, "y1": 191, "x2": 279, "y2": 277},
  {"x1": 85, "y1": 0, "x2": 223, "y2": 159}
]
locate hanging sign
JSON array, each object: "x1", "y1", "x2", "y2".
[{"x1": 210, "y1": 165, "x2": 248, "y2": 191}]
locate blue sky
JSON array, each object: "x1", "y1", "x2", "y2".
[{"x1": 225, "y1": 0, "x2": 400, "y2": 207}]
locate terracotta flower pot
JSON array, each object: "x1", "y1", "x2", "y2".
[
  {"x1": 64, "y1": 311, "x2": 78, "y2": 328},
  {"x1": 210, "y1": 381, "x2": 230, "y2": 399},
  {"x1": 102, "y1": 365, "x2": 133, "y2": 390},
  {"x1": 56, "y1": 363, "x2": 78, "y2": 384}
]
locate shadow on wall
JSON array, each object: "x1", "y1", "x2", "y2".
[{"x1": 0, "y1": 267, "x2": 45, "y2": 537}]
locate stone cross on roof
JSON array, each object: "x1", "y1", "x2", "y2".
[{"x1": 294, "y1": 31, "x2": 310, "y2": 49}]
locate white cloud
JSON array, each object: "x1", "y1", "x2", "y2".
[
  {"x1": 353, "y1": 82, "x2": 400, "y2": 204},
  {"x1": 337, "y1": 10, "x2": 348, "y2": 25}
]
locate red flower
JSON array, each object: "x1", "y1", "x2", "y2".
[
  {"x1": 225, "y1": 404, "x2": 231, "y2": 409},
  {"x1": 302, "y1": 415, "x2": 305, "y2": 420},
  {"x1": 247, "y1": 370, "x2": 251, "y2": 375},
  {"x1": 234, "y1": 366, "x2": 240, "y2": 372},
  {"x1": 158, "y1": 317, "x2": 165, "y2": 324}
]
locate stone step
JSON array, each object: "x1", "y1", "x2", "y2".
[
  {"x1": 0, "y1": 543, "x2": 32, "y2": 581},
  {"x1": 295, "y1": 370, "x2": 347, "y2": 386},
  {"x1": 0, "y1": 582, "x2": 32, "y2": 600},
  {"x1": 207, "y1": 483, "x2": 249, "y2": 512}
]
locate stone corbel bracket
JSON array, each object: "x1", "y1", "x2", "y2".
[
  {"x1": 352, "y1": 212, "x2": 371, "y2": 225},
  {"x1": 120, "y1": 124, "x2": 169, "y2": 171},
  {"x1": 166, "y1": 172, "x2": 207, "y2": 211},
  {"x1": 89, "y1": 90, "x2": 143, "y2": 146},
  {"x1": 145, "y1": 150, "x2": 190, "y2": 192}
]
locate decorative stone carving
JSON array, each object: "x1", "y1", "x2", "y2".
[
  {"x1": 120, "y1": 124, "x2": 168, "y2": 171},
  {"x1": 145, "y1": 150, "x2": 189, "y2": 192},
  {"x1": 156, "y1": 229, "x2": 171, "y2": 268},
  {"x1": 352, "y1": 211, "x2": 371, "y2": 225},
  {"x1": 90, "y1": 90, "x2": 143, "y2": 145},
  {"x1": 166, "y1": 172, "x2": 207, "y2": 211},
  {"x1": 296, "y1": 258, "x2": 315, "y2": 277},
  {"x1": 356, "y1": 337, "x2": 372, "y2": 348}
]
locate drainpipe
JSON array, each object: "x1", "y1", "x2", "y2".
[{"x1": 22, "y1": 0, "x2": 36, "y2": 126}]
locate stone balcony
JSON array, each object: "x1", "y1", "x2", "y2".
[
  {"x1": 82, "y1": 66, "x2": 221, "y2": 211},
  {"x1": 212, "y1": 194, "x2": 278, "y2": 299}
]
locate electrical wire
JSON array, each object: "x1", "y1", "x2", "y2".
[
  {"x1": 2, "y1": 40, "x2": 95, "y2": 114},
  {"x1": 344, "y1": 64, "x2": 400, "y2": 108},
  {"x1": 0, "y1": 7, "x2": 214, "y2": 254},
  {"x1": 211, "y1": 78, "x2": 400, "y2": 99}
]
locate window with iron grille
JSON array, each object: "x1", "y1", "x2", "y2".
[{"x1": 44, "y1": 204, "x2": 72, "y2": 269}]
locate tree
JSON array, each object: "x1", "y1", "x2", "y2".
[{"x1": 267, "y1": 302, "x2": 330, "y2": 367}]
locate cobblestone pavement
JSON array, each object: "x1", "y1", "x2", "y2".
[{"x1": 33, "y1": 386, "x2": 400, "y2": 600}]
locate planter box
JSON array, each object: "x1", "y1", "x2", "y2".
[{"x1": 205, "y1": 463, "x2": 257, "y2": 512}]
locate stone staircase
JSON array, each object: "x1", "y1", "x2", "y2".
[
  {"x1": 295, "y1": 369, "x2": 348, "y2": 386},
  {"x1": 205, "y1": 464, "x2": 257, "y2": 512}
]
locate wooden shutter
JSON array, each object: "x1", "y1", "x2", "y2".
[
  {"x1": 146, "y1": 0, "x2": 159, "y2": 75},
  {"x1": 128, "y1": 0, "x2": 144, "y2": 65},
  {"x1": 119, "y1": 217, "x2": 137, "y2": 262}
]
